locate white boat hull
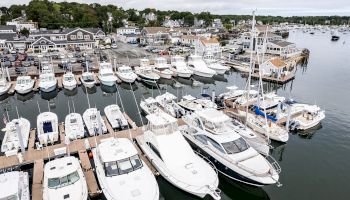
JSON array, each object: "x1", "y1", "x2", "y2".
[
  {"x1": 0, "y1": 83, "x2": 11, "y2": 95},
  {"x1": 15, "y1": 86, "x2": 33, "y2": 94},
  {"x1": 193, "y1": 70, "x2": 215, "y2": 78}
]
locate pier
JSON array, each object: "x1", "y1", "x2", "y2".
[{"x1": 0, "y1": 113, "x2": 156, "y2": 199}]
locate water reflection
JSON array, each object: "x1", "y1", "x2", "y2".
[
  {"x1": 63, "y1": 88, "x2": 78, "y2": 96},
  {"x1": 192, "y1": 75, "x2": 215, "y2": 84},
  {"x1": 297, "y1": 123, "x2": 322, "y2": 139},
  {"x1": 213, "y1": 74, "x2": 228, "y2": 82},
  {"x1": 81, "y1": 85, "x2": 97, "y2": 94},
  {"x1": 40, "y1": 89, "x2": 58, "y2": 101},
  {"x1": 120, "y1": 82, "x2": 138, "y2": 91},
  {"x1": 16, "y1": 92, "x2": 34, "y2": 102},
  {"x1": 101, "y1": 84, "x2": 117, "y2": 94}
]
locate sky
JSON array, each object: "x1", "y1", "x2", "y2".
[{"x1": 1, "y1": 0, "x2": 350, "y2": 16}]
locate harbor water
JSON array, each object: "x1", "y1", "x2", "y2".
[{"x1": 0, "y1": 31, "x2": 349, "y2": 200}]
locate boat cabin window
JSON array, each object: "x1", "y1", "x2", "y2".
[
  {"x1": 147, "y1": 142, "x2": 163, "y2": 161},
  {"x1": 104, "y1": 155, "x2": 143, "y2": 177},
  {"x1": 221, "y1": 138, "x2": 249, "y2": 154},
  {"x1": 148, "y1": 122, "x2": 178, "y2": 135},
  {"x1": 193, "y1": 134, "x2": 225, "y2": 154},
  {"x1": 48, "y1": 171, "x2": 80, "y2": 189},
  {"x1": 64, "y1": 76, "x2": 73, "y2": 81}
]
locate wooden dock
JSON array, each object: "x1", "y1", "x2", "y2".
[
  {"x1": 57, "y1": 76, "x2": 63, "y2": 89},
  {"x1": 78, "y1": 150, "x2": 100, "y2": 197},
  {"x1": 33, "y1": 79, "x2": 40, "y2": 92},
  {"x1": 32, "y1": 159, "x2": 44, "y2": 200},
  {"x1": 8, "y1": 81, "x2": 16, "y2": 95},
  {"x1": 75, "y1": 74, "x2": 82, "y2": 85},
  {"x1": 249, "y1": 72, "x2": 295, "y2": 84}
]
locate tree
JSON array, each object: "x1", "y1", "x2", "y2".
[
  {"x1": 20, "y1": 27, "x2": 30, "y2": 37},
  {"x1": 224, "y1": 23, "x2": 233, "y2": 30}
]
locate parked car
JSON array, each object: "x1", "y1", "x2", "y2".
[
  {"x1": 70, "y1": 57, "x2": 77, "y2": 63},
  {"x1": 22, "y1": 61, "x2": 31, "y2": 67},
  {"x1": 111, "y1": 43, "x2": 118, "y2": 49},
  {"x1": 99, "y1": 45, "x2": 105, "y2": 50},
  {"x1": 81, "y1": 61, "x2": 93, "y2": 68},
  {"x1": 15, "y1": 60, "x2": 22, "y2": 67},
  {"x1": 75, "y1": 46, "x2": 81, "y2": 52},
  {"x1": 3, "y1": 61, "x2": 11, "y2": 68},
  {"x1": 59, "y1": 53, "x2": 65, "y2": 59},
  {"x1": 74, "y1": 52, "x2": 82, "y2": 58},
  {"x1": 100, "y1": 54, "x2": 108, "y2": 62},
  {"x1": 15, "y1": 67, "x2": 27, "y2": 74},
  {"x1": 105, "y1": 45, "x2": 111, "y2": 49},
  {"x1": 67, "y1": 53, "x2": 74, "y2": 58},
  {"x1": 58, "y1": 60, "x2": 69, "y2": 69}
]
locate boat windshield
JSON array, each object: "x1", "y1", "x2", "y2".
[
  {"x1": 102, "y1": 72, "x2": 113, "y2": 76},
  {"x1": 64, "y1": 76, "x2": 74, "y2": 81},
  {"x1": 221, "y1": 138, "x2": 249, "y2": 154},
  {"x1": 48, "y1": 171, "x2": 80, "y2": 189},
  {"x1": 104, "y1": 154, "x2": 143, "y2": 177},
  {"x1": 148, "y1": 122, "x2": 178, "y2": 135}
]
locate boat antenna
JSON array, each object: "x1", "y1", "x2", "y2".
[
  {"x1": 72, "y1": 100, "x2": 76, "y2": 113},
  {"x1": 15, "y1": 106, "x2": 20, "y2": 119},
  {"x1": 85, "y1": 86, "x2": 91, "y2": 109},
  {"x1": 68, "y1": 100, "x2": 71, "y2": 114},
  {"x1": 47, "y1": 101, "x2": 50, "y2": 112}
]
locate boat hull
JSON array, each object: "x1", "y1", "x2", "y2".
[
  {"x1": 0, "y1": 83, "x2": 11, "y2": 96},
  {"x1": 15, "y1": 85, "x2": 33, "y2": 94},
  {"x1": 40, "y1": 84, "x2": 57, "y2": 93}
]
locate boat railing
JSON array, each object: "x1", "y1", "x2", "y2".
[
  {"x1": 194, "y1": 151, "x2": 218, "y2": 175},
  {"x1": 265, "y1": 154, "x2": 282, "y2": 174}
]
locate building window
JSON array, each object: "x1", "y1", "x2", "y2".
[
  {"x1": 70, "y1": 35, "x2": 76, "y2": 40},
  {"x1": 77, "y1": 31, "x2": 83, "y2": 39},
  {"x1": 84, "y1": 35, "x2": 90, "y2": 40}
]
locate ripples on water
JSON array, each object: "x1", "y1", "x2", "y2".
[{"x1": 0, "y1": 31, "x2": 349, "y2": 200}]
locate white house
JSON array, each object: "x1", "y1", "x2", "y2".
[
  {"x1": 212, "y1": 19, "x2": 223, "y2": 28},
  {"x1": 140, "y1": 27, "x2": 170, "y2": 44},
  {"x1": 260, "y1": 57, "x2": 288, "y2": 78},
  {"x1": 195, "y1": 37, "x2": 221, "y2": 58},
  {"x1": 6, "y1": 20, "x2": 38, "y2": 32},
  {"x1": 116, "y1": 26, "x2": 140, "y2": 35},
  {"x1": 241, "y1": 25, "x2": 282, "y2": 51},
  {"x1": 143, "y1": 12, "x2": 157, "y2": 22},
  {"x1": 266, "y1": 40, "x2": 302, "y2": 58},
  {"x1": 180, "y1": 35, "x2": 200, "y2": 46}
]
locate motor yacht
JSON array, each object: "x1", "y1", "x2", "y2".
[
  {"x1": 187, "y1": 55, "x2": 216, "y2": 78},
  {"x1": 203, "y1": 54, "x2": 229, "y2": 75},
  {"x1": 178, "y1": 95, "x2": 217, "y2": 112},
  {"x1": 257, "y1": 92, "x2": 285, "y2": 110},
  {"x1": 92, "y1": 137, "x2": 159, "y2": 200},
  {"x1": 98, "y1": 62, "x2": 119, "y2": 86},
  {"x1": 104, "y1": 104, "x2": 128, "y2": 130},
  {"x1": 0, "y1": 171, "x2": 30, "y2": 200},
  {"x1": 180, "y1": 110, "x2": 280, "y2": 186},
  {"x1": 83, "y1": 108, "x2": 107, "y2": 136},
  {"x1": 0, "y1": 69, "x2": 11, "y2": 95},
  {"x1": 116, "y1": 65, "x2": 138, "y2": 83},
  {"x1": 39, "y1": 65, "x2": 57, "y2": 92},
  {"x1": 135, "y1": 59, "x2": 160, "y2": 83},
  {"x1": 1, "y1": 117, "x2": 30, "y2": 154},
  {"x1": 140, "y1": 97, "x2": 162, "y2": 115},
  {"x1": 37, "y1": 112, "x2": 59, "y2": 145},
  {"x1": 43, "y1": 156, "x2": 88, "y2": 200},
  {"x1": 153, "y1": 57, "x2": 173, "y2": 79},
  {"x1": 170, "y1": 56, "x2": 193, "y2": 78},
  {"x1": 62, "y1": 72, "x2": 77, "y2": 91},
  {"x1": 65, "y1": 113, "x2": 85, "y2": 140},
  {"x1": 155, "y1": 92, "x2": 185, "y2": 118},
  {"x1": 81, "y1": 72, "x2": 96, "y2": 88},
  {"x1": 15, "y1": 76, "x2": 34, "y2": 94},
  {"x1": 137, "y1": 112, "x2": 221, "y2": 199}
]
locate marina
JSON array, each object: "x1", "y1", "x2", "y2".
[{"x1": 0, "y1": 13, "x2": 349, "y2": 200}]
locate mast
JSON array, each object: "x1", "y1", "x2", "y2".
[{"x1": 244, "y1": 10, "x2": 256, "y2": 127}]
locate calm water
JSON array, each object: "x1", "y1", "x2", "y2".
[{"x1": 0, "y1": 31, "x2": 349, "y2": 200}]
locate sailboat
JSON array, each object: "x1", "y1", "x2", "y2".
[
  {"x1": 43, "y1": 156, "x2": 88, "y2": 200},
  {"x1": 0, "y1": 66, "x2": 12, "y2": 95},
  {"x1": 137, "y1": 112, "x2": 221, "y2": 199}
]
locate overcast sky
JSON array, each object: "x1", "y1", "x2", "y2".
[{"x1": 1, "y1": 0, "x2": 350, "y2": 16}]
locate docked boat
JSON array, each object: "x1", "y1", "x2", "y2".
[
  {"x1": 203, "y1": 54, "x2": 229, "y2": 75},
  {"x1": 155, "y1": 92, "x2": 185, "y2": 118},
  {"x1": 98, "y1": 62, "x2": 119, "y2": 86},
  {"x1": 37, "y1": 112, "x2": 59, "y2": 145},
  {"x1": 1, "y1": 118, "x2": 30, "y2": 153},
  {"x1": 137, "y1": 112, "x2": 221, "y2": 199},
  {"x1": 15, "y1": 76, "x2": 34, "y2": 94},
  {"x1": 104, "y1": 104, "x2": 128, "y2": 130},
  {"x1": 180, "y1": 111, "x2": 280, "y2": 186},
  {"x1": 257, "y1": 92, "x2": 285, "y2": 110},
  {"x1": 183, "y1": 108, "x2": 270, "y2": 156},
  {"x1": 178, "y1": 95, "x2": 217, "y2": 112},
  {"x1": 116, "y1": 65, "x2": 138, "y2": 83},
  {"x1": 92, "y1": 137, "x2": 159, "y2": 200},
  {"x1": 39, "y1": 65, "x2": 57, "y2": 92},
  {"x1": 62, "y1": 72, "x2": 77, "y2": 90},
  {"x1": 187, "y1": 55, "x2": 216, "y2": 78},
  {"x1": 81, "y1": 72, "x2": 96, "y2": 88},
  {"x1": 0, "y1": 69, "x2": 11, "y2": 95},
  {"x1": 153, "y1": 57, "x2": 174, "y2": 79},
  {"x1": 235, "y1": 90, "x2": 259, "y2": 106},
  {"x1": 331, "y1": 31, "x2": 340, "y2": 41},
  {"x1": 140, "y1": 97, "x2": 162, "y2": 115},
  {"x1": 135, "y1": 59, "x2": 160, "y2": 83},
  {"x1": 65, "y1": 113, "x2": 85, "y2": 140},
  {"x1": 83, "y1": 108, "x2": 107, "y2": 136},
  {"x1": 0, "y1": 171, "x2": 30, "y2": 200},
  {"x1": 170, "y1": 55, "x2": 193, "y2": 78},
  {"x1": 43, "y1": 156, "x2": 88, "y2": 200},
  {"x1": 217, "y1": 86, "x2": 245, "y2": 101}
]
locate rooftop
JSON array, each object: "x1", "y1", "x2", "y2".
[
  {"x1": 200, "y1": 37, "x2": 219, "y2": 44},
  {"x1": 269, "y1": 40, "x2": 294, "y2": 47},
  {"x1": 143, "y1": 27, "x2": 169, "y2": 34},
  {"x1": 269, "y1": 57, "x2": 287, "y2": 68}
]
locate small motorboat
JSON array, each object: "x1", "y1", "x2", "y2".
[
  {"x1": 83, "y1": 108, "x2": 107, "y2": 136},
  {"x1": 37, "y1": 112, "x2": 59, "y2": 145},
  {"x1": 0, "y1": 171, "x2": 30, "y2": 200},
  {"x1": 98, "y1": 62, "x2": 119, "y2": 86},
  {"x1": 65, "y1": 113, "x2": 85, "y2": 140},
  {"x1": 62, "y1": 72, "x2": 77, "y2": 91},
  {"x1": 104, "y1": 104, "x2": 128, "y2": 130},
  {"x1": 15, "y1": 76, "x2": 34, "y2": 94},
  {"x1": 153, "y1": 57, "x2": 173, "y2": 79},
  {"x1": 116, "y1": 65, "x2": 138, "y2": 83},
  {"x1": 1, "y1": 117, "x2": 30, "y2": 154}
]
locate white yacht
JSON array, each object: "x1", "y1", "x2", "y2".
[
  {"x1": 15, "y1": 76, "x2": 34, "y2": 94},
  {"x1": 1, "y1": 118, "x2": 30, "y2": 153},
  {"x1": 37, "y1": 112, "x2": 59, "y2": 145},
  {"x1": 180, "y1": 112, "x2": 280, "y2": 186},
  {"x1": 217, "y1": 86, "x2": 245, "y2": 101},
  {"x1": 187, "y1": 55, "x2": 216, "y2": 78},
  {"x1": 83, "y1": 108, "x2": 107, "y2": 136},
  {"x1": 170, "y1": 56, "x2": 193, "y2": 78},
  {"x1": 135, "y1": 59, "x2": 160, "y2": 83},
  {"x1": 155, "y1": 92, "x2": 185, "y2": 118},
  {"x1": 183, "y1": 108, "x2": 270, "y2": 156},
  {"x1": 178, "y1": 95, "x2": 217, "y2": 112},
  {"x1": 43, "y1": 156, "x2": 88, "y2": 200},
  {"x1": 137, "y1": 112, "x2": 221, "y2": 199},
  {"x1": 81, "y1": 72, "x2": 96, "y2": 88},
  {"x1": 98, "y1": 62, "x2": 119, "y2": 86},
  {"x1": 257, "y1": 92, "x2": 285, "y2": 110},
  {"x1": 39, "y1": 65, "x2": 57, "y2": 92},
  {"x1": 203, "y1": 54, "x2": 229, "y2": 75},
  {"x1": 62, "y1": 72, "x2": 77, "y2": 91},
  {"x1": 93, "y1": 137, "x2": 159, "y2": 200},
  {"x1": 0, "y1": 69, "x2": 11, "y2": 95},
  {"x1": 0, "y1": 171, "x2": 30, "y2": 200},
  {"x1": 104, "y1": 104, "x2": 128, "y2": 130},
  {"x1": 65, "y1": 113, "x2": 85, "y2": 140},
  {"x1": 140, "y1": 97, "x2": 162, "y2": 115},
  {"x1": 116, "y1": 65, "x2": 138, "y2": 83},
  {"x1": 153, "y1": 57, "x2": 173, "y2": 79}
]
